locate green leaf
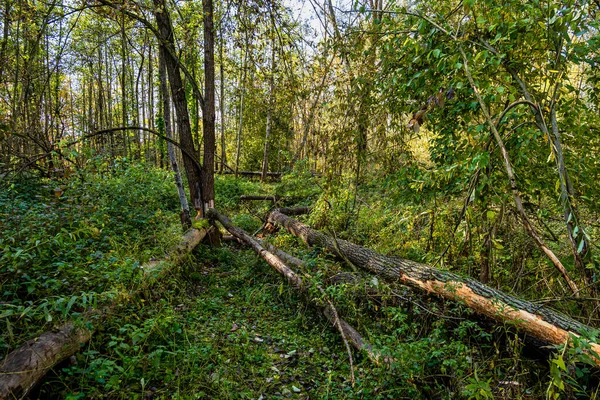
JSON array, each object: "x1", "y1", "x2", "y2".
[
  {"x1": 553, "y1": 356, "x2": 567, "y2": 371},
  {"x1": 65, "y1": 295, "x2": 78, "y2": 316}
]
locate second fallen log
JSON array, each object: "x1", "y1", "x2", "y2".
[
  {"x1": 206, "y1": 208, "x2": 384, "y2": 365},
  {"x1": 266, "y1": 209, "x2": 600, "y2": 366}
]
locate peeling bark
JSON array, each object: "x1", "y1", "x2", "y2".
[{"x1": 266, "y1": 209, "x2": 600, "y2": 366}]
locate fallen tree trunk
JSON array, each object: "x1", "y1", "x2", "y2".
[
  {"x1": 207, "y1": 209, "x2": 384, "y2": 365},
  {"x1": 0, "y1": 324, "x2": 92, "y2": 400},
  {"x1": 220, "y1": 170, "x2": 282, "y2": 178},
  {"x1": 0, "y1": 228, "x2": 208, "y2": 399},
  {"x1": 240, "y1": 195, "x2": 278, "y2": 202},
  {"x1": 266, "y1": 209, "x2": 600, "y2": 365}
]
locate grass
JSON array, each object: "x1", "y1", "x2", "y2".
[{"x1": 2, "y1": 160, "x2": 598, "y2": 398}]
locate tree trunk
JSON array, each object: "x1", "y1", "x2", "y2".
[
  {"x1": 120, "y1": 11, "x2": 128, "y2": 158},
  {"x1": 0, "y1": 324, "x2": 92, "y2": 400},
  {"x1": 266, "y1": 209, "x2": 600, "y2": 366},
  {"x1": 235, "y1": 34, "x2": 249, "y2": 177},
  {"x1": 159, "y1": 46, "x2": 191, "y2": 229},
  {"x1": 153, "y1": 0, "x2": 203, "y2": 215},
  {"x1": 218, "y1": 21, "x2": 226, "y2": 172},
  {"x1": 201, "y1": 0, "x2": 216, "y2": 212},
  {"x1": 261, "y1": 2, "x2": 276, "y2": 182},
  {"x1": 549, "y1": 107, "x2": 590, "y2": 274}
]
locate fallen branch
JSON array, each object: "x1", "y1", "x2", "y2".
[
  {"x1": 266, "y1": 209, "x2": 600, "y2": 366},
  {"x1": 220, "y1": 171, "x2": 281, "y2": 178},
  {"x1": 0, "y1": 228, "x2": 208, "y2": 399},
  {"x1": 207, "y1": 209, "x2": 385, "y2": 366},
  {"x1": 240, "y1": 195, "x2": 279, "y2": 202}
]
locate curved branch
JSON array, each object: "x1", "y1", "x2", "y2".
[
  {"x1": 86, "y1": 126, "x2": 203, "y2": 171},
  {"x1": 495, "y1": 100, "x2": 539, "y2": 128},
  {"x1": 5, "y1": 126, "x2": 203, "y2": 180}
]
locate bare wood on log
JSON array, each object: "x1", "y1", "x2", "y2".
[
  {"x1": 206, "y1": 209, "x2": 385, "y2": 365},
  {"x1": 257, "y1": 239, "x2": 304, "y2": 268},
  {"x1": 0, "y1": 228, "x2": 207, "y2": 399},
  {"x1": 266, "y1": 209, "x2": 600, "y2": 365}
]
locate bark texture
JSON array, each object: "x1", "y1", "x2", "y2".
[
  {"x1": 159, "y1": 46, "x2": 190, "y2": 228},
  {"x1": 0, "y1": 324, "x2": 92, "y2": 400},
  {"x1": 153, "y1": 0, "x2": 203, "y2": 213},
  {"x1": 266, "y1": 209, "x2": 600, "y2": 365},
  {"x1": 201, "y1": 0, "x2": 216, "y2": 211}
]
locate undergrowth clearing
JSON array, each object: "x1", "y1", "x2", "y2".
[{"x1": 1, "y1": 161, "x2": 597, "y2": 398}]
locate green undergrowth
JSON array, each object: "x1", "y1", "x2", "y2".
[
  {"x1": 2, "y1": 160, "x2": 599, "y2": 398},
  {"x1": 0, "y1": 161, "x2": 184, "y2": 352}
]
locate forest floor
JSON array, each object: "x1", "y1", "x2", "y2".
[{"x1": 1, "y1": 160, "x2": 595, "y2": 399}]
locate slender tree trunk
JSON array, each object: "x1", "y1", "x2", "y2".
[
  {"x1": 261, "y1": 10, "x2": 276, "y2": 182},
  {"x1": 10, "y1": 0, "x2": 21, "y2": 135},
  {"x1": 0, "y1": 0, "x2": 10, "y2": 79},
  {"x1": 159, "y1": 47, "x2": 191, "y2": 228},
  {"x1": 148, "y1": 44, "x2": 155, "y2": 164},
  {"x1": 296, "y1": 59, "x2": 331, "y2": 160},
  {"x1": 120, "y1": 11, "x2": 128, "y2": 158},
  {"x1": 202, "y1": 0, "x2": 216, "y2": 211},
  {"x1": 235, "y1": 34, "x2": 249, "y2": 177},
  {"x1": 549, "y1": 107, "x2": 589, "y2": 271},
  {"x1": 219, "y1": 21, "x2": 226, "y2": 172},
  {"x1": 153, "y1": 0, "x2": 204, "y2": 215}
]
